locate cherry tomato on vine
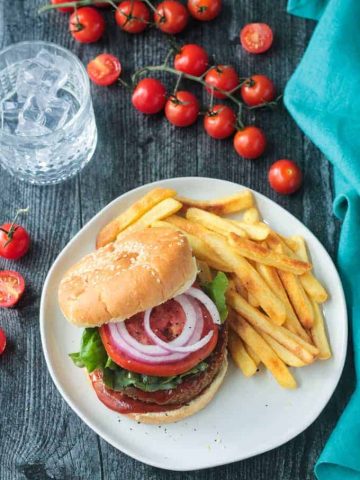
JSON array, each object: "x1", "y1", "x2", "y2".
[
  {"x1": 268, "y1": 159, "x2": 303, "y2": 195},
  {"x1": 205, "y1": 65, "x2": 239, "y2": 99},
  {"x1": 0, "y1": 223, "x2": 30, "y2": 260},
  {"x1": 132, "y1": 78, "x2": 167, "y2": 114},
  {"x1": 51, "y1": 0, "x2": 76, "y2": 13},
  {"x1": 187, "y1": 0, "x2": 222, "y2": 21},
  {"x1": 240, "y1": 23, "x2": 273, "y2": 54},
  {"x1": 241, "y1": 75, "x2": 276, "y2": 107},
  {"x1": 204, "y1": 105, "x2": 236, "y2": 139},
  {"x1": 0, "y1": 271, "x2": 25, "y2": 308},
  {"x1": 154, "y1": 1, "x2": 189, "y2": 34},
  {"x1": 115, "y1": 1, "x2": 150, "y2": 34},
  {"x1": 233, "y1": 126, "x2": 266, "y2": 159},
  {"x1": 174, "y1": 44, "x2": 209, "y2": 77},
  {"x1": 165, "y1": 91, "x2": 199, "y2": 127},
  {"x1": 87, "y1": 54, "x2": 121, "y2": 86},
  {"x1": 69, "y1": 7, "x2": 105, "y2": 43},
  {"x1": 0, "y1": 328, "x2": 6, "y2": 355}
]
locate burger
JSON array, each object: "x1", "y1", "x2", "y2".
[{"x1": 58, "y1": 228, "x2": 228, "y2": 424}]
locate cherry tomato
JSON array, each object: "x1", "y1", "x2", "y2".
[
  {"x1": 0, "y1": 223, "x2": 30, "y2": 260},
  {"x1": 241, "y1": 75, "x2": 276, "y2": 107},
  {"x1": 51, "y1": 0, "x2": 76, "y2": 13},
  {"x1": 87, "y1": 54, "x2": 121, "y2": 87},
  {"x1": 0, "y1": 271, "x2": 25, "y2": 308},
  {"x1": 187, "y1": 0, "x2": 222, "y2": 21},
  {"x1": 268, "y1": 159, "x2": 303, "y2": 195},
  {"x1": 174, "y1": 44, "x2": 209, "y2": 77},
  {"x1": 69, "y1": 7, "x2": 105, "y2": 43},
  {"x1": 205, "y1": 65, "x2": 239, "y2": 99},
  {"x1": 240, "y1": 23, "x2": 273, "y2": 54},
  {"x1": 0, "y1": 328, "x2": 6, "y2": 355},
  {"x1": 165, "y1": 91, "x2": 199, "y2": 127},
  {"x1": 99, "y1": 299, "x2": 219, "y2": 376},
  {"x1": 154, "y1": 1, "x2": 189, "y2": 34},
  {"x1": 204, "y1": 105, "x2": 236, "y2": 139},
  {"x1": 132, "y1": 78, "x2": 166, "y2": 114},
  {"x1": 115, "y1": 1, "x2": 150, "y2": 34},
  {"x1": 233, "y1": 126, "x2": 266, "y2": 159}
]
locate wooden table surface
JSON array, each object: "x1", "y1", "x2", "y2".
[{"x1": 0, "y1": 1, "x2": 354, "y2": 479}]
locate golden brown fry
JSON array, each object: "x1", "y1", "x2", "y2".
[
  {"x1": 248, "y1": 292, "x2": 260, "y2": 307},
  {"x1": 196, "y1": 260, "x2": 213, "y2": 283},
  {"x1": 186, "y1": 208, "x2": 247, "y2": 238},
  {"x1": 228, "y1": 220, "x2": 270, "y2": 241},
  {"x1": 227, "y1": 289, "x2": 316, "y2": 364},
  {"x1": 229, "y1": 234, "x2": 312, "y2": 275},
  {"x1": 204, "y1": 233, "x2": 287, "y2": 325},
  {"x1": 96, "y1": 188, "x2": 176, "y2": 248},
  {"x1": 255, "y1": 262, "x2": 311, "y2": 342},
  {"x1": 117, "y1": 198, "x2": 182, "y2": 240},
  {"x1": 244, "y1": 344, "x2": 261, "y2": 366},
  {"x1": 282, "y1": 328, "x2": 319, "y2": 356},
  {"x1": 230, "y1": 315, "x2": 297, "y2": 389},
  {"x1": 310, "y1": 301, "x2": 332, "y2": 360},
  {"x1": 177, "y1": 190, "x2": 253, "y2": 215},
  {"x1": 243, "y1": 207, "x2": 261, "y2": 224},
  {"x1": 260, "y1": 332, "x2": 306, "y2": 367},
  {"x1": 228, "y1": 328, "x2": 258, "y2": 377},
  {"x1": 230, "y1": 274, "x2": 248, "y2": 301}
]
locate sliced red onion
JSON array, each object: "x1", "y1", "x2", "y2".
[
  {"x1": 187, "y1": 297, "x2": 204, "y2": 344},
  {"x1": 116, "y1": 322, "x2": 169, "y2": 356},
  {"x1": 166, "y1": 294, "x2": 197, "y2": 346},
  {"x1": 186, "y1": 287, "x2": 221, "y2": 325}
]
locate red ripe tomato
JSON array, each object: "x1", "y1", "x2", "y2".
[
  {"x1": 0, "y1": 271, "x2": 25, "y2": 308},
  {"x1": 0, "y1": 328, "x2": 6, "y2": 355},
  {"x1": 187, "y1": 0, "x2": 222, "y2": 21},
  {"x1": 87, "y1": 54, "x2": 121, "y2": 86},
  {"x1": 0, "y1": 223, "x2": 30, "y2": 260},
  {"x1": 51, "y1": 0, "x2": 76, "y2": 13},
  {"x1": 69, "y1": 7, "x2": 105, "y2": 43},
  {"x1": 204, "y1": 105, "x2": 236, "y2": 139},
  {"x1": 174, "y1": 44, "x2": 209, "y2": 77},
  {"x1": 99, "y1": 298, "x2": 219, "y2": 376},
  {"x1": 165, "y1": 91, "x2": 199, "y2": 127},
  {"x1": 115, "y1": 1, "x2": 150, "y2": 34},
  {"x1": 241, "y1": 75, "x2": 276, "y2": 107},
  {"x1": 154, "y1": 1, "x2": 189, "y2": 34},
  {"x1": 205, "y1": 65, "x2": 239, "y2": 99},
  {"x1": 132, "y1": 78, "x2": 166, "y2": 114},
  {"x1": 240, "y1": 23, "x2": 273, "y2": 54},
  {"x1": 233, "y1": 126, "x2": 266, "y2": 159},
  {"x1": 268, "y1": 159, "x2": 303, "y2": 195}
]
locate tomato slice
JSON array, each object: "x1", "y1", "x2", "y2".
[
  {"x1": 87, "y1": 54, "x2": 121, "y2": 86},
  {"x1": 0, "y1": 328, "x2": 6, "y2": 355},
  {"x1": 0, "y1": 271, "x2": 25, "y2": 308},
  {"x1": 99, "y1": 298, "x2": 219, "y2": 377},
  {"x1": 240, "y1": 23, "x2": 273, "y2": 54}
]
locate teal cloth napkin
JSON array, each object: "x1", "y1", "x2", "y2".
[{"x1": 284, "y1": 0, "x2": 360, "y2": 479}]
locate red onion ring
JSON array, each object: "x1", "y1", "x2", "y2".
[{"x1": 186, "y1": 287, "x2": 221, "y2": 325}]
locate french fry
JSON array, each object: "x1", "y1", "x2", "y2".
[
  {"x1": 177, "y1": 190, "x2": 253, "y2": 215},
  {"x1": 282, "y1": 328, "x2": 319, "y2": 356},
  {"x1": 96, "y1": 188, "x2": 176, "y2": 248},
  {"x1": 230, "y1": 315, "x2": 297, "y2": 389},
  {"x1": 260, "y1": 332, "x2": 306, "y2": 367},
  {"x1": 255, "y1": 262, "x2": 311, "y2": 342},
  {"x1": 268, "y1": 232, "x2": 328, "y2": 303},
  {"x1": 204, "y1": 233, "x2": 287, "y2": 325},
  {"x1": 186, "y1": 208, "x2": 247, "y2": 238},
  {"x1": 229, "y1": 234, "x2": 312, "y2": 275},
  {"x1": 244, "y1": 344, "x2": 261, "y2": 366},
  {"x1": 243, "y1": 207, "x2": 261, "y2": 224},
  {"x1": 152, "y1": 220, "x2": 231, "y2": 272},
  {"x1": 310, "y1": 301, "x2": 332, "y2": 360},
  {"x1": 248, "y1": 292, "x2": 260, "y2": 308},
  {"x1": 116, "y1": 198, "x2": 182, "y2": 240},
  {"x1": 228, "y1": 220, "x2": 270, "y2": 241},
  {"x1": 230, "y1": 274, "x2": 248, "y2": 301},
  {"x1": 196, "y1": 260, "x2": 213, "y2": 283},
  {"x1": 228, "y1": 327, "x2": 257, "y2": 377},
  {"x1": 227, "y1": 289, "x2": 316, "y2": 364}
]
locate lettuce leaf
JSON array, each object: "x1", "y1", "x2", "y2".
[
  {"x1": 69, "y1": 329, "x2": 208, "y2": 392},
  {"x1": 203, "y1": 272, "x2": 229, "y2": 323}
]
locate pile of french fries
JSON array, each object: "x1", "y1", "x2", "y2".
[{"x1": 96, "y1": 187, "x2": 331, "y2": 389}]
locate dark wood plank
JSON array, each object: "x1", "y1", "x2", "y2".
[{"x1": 0, "y1": 0, "x2": 355, "y2": 479}]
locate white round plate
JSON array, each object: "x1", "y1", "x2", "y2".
[{"x1": 40, "y1": 177, "x2": 347, "y2": 471}]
